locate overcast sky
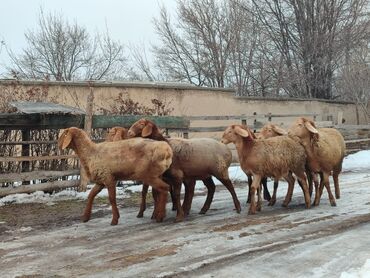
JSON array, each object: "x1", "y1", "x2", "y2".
[{"x1": 0, "y1": 0, "x2": 176, "y2": 75}]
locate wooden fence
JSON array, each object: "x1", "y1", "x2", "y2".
[
  {"x1": 0, "y1": 113, "x2": 189, "y2": 197},
  {"x1": 1, "y1": 111, "x2": 369, "y2": 198}
]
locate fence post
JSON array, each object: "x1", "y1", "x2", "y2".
[
  {"x1": 21, "y1": 129, "x2": 30, "y2": 185},
  {"x1": 241, "y1": 119, "x2": 247, "y2": 126},
  {"x1": 337, "y1": 111, "x2": 343, "y2": 125},
  {"x1": 267, "y1": 113, "x2": 272, "y2": 122},
  {"x1": 79, "y1": 85, "x2": 94, "y2": 192},
  {"x1": 183, "y1": 130, "x2": 189, "y2": 139}
]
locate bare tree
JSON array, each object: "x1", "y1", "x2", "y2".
[
  {"x1": 7, "y1": 9, "x2": 126, "y2": 81},
  {"x1": 153, "y1": 0, "x2": 245, "y2": 88},
  {"x1": 251, "y1": 0, "x2": 370, "y2": 99},
  {"x1": 336, "y1": 42, "x2": 370, "y2": 123}
]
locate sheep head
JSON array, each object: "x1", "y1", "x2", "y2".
[
  {"x1": 221, "y1": 125, "x2": 254, "y2": 144},
  {"x1": 128, "y1": 118, "x2": 155, "y2": 138},
  {"x1": 288, "y1": 117, "x2": 319, "y2": 142},
  {"x1": 106, "y1": 127, "x2": 128, "y2": 142},
  {"x1": 258, "y1": 124, "x2": 287, "y2": 139},
  {"x1": 58, "y1": 128, "x2": 74, "y2": 150}
]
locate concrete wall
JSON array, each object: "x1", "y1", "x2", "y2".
[{"x1": 0, "y1": 80, "x2": 367, "y2": 129}]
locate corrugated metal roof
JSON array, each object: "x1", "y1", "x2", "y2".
[{"x1": 9, "y1": 101, "x2": 85, "y2": 115}]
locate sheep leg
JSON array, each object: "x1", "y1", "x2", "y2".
[
  {"x1": 247, "y1": 174, "x2": 252, "y2": 204},
  {"x1": 249, "y1": 175, "x2": 261, "y2": 215},
  {"x1": 182, "y1": 179, "x2": 196, "y2": 216},
  {"x1": 333, "y1": 169, "x2": 341, "y2": 199},
  {"x1": 262, "y1": 177, "x2": 271, "y2": 201},
  {"x1": 268, "y1": 179, "x2": 279, "y2": 206},
  {"x1": 137, "y1": 183, "x2": 149, "y2": 218},
  {"x1": 172, "y1": 178, "x2": 185, "y2": 222},
  {"x1": 296, "y1": 172, "x2": 311, "y2": 209},
  {"x1": 82, "y1": 183, "x2": 104, "y2": 223},
  {"x1": 256, "y1": 184, "x2": 262, "y2": 211},
  {"x1": 218, "y1": 178, "x2": 241, "y2": 213},
  {"x1": 169, "y1": 185, "x2": 177, "y2": 211},
  {"x1": 313, "y1": 172, "x2": 324, "y2": 206},
  {"x1": 320, "y1": 172, "x2": 337, "y2": 207},
  {"x1": 282, "y1": 173, "x2": 295, "y2": 207},
  {"x1": 151, "y1": 189, "x2": 159, "y2": 220},
  {"x1": 148, "y1": 178, "x2": 170, "y2": 222},
  {"x1": 107, "y1": 185, "x2": 120, "y2": 225},
  {"x1": 311, "y1": 173, "x2": 319, "y2": 198},
  {"x1": 199, "y1": 177, "x2": 216, "y2": 214}
]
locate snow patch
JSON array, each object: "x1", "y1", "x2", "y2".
[
  {"x1": 343, "y1": 150, "x2": 370, "y2": 172},
  {"x1": 341, "y1": 259, "x2": 370, "y2": 278}
]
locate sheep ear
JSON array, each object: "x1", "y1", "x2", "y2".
[
  {"x1": 142, "y1": 123, "x2": 153, "y2": 137},
  {"x1": 273, "y1": 125, "x2": 287, "y2": 135},
  {"x1": 59, "y1": 131, "x2": 72, "y2": 149},
  {"x1": 235, "y1": 126, "x2": 250, "y2": 138},
  {"x1": 304, "y1": 121, "x2": 318, "y2": 134}
]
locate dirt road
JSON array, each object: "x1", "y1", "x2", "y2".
[{"x1": 1, "y1": 171, "x2": 370, "y2": 277}]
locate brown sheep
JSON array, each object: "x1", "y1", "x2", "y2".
[
  {"x1": 128, "y1": 118, "x2": 241, "y2": 222},
  {"x1": 257, "y1": 123, "x2": 287, "y2": 206},
  {"x1": 58, "y1": 127, "x2": 173, "y2": 224},
  {"x1": 288, "y1": 118, "x2": 346, "y2": 206},
  {"x1": 221, "y1": 124, "x2": 311, "y2": 214},
  {"x1": 105, "y1": 126, "x2": 128, "y2": 142},
  {"x1": 105, "y1": 126, "x2": 176, "y2": 218}
]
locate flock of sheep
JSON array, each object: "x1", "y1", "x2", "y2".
[{"x1": 57, "y1": 117, "x2": 345, "y2": 225}]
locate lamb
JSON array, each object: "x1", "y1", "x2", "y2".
[
  {"x1": 58, "y1": 127, "x2": 173, "y2": 224},
  {"x1": 127, "y1": 118, "x2": 241, "y2": 222},
  {"x1": 221, "y1": 124, "x2": 311, "y2": 214},
  {"x1": 288, "y1": 117, "x2": 346, "y2": 206}
]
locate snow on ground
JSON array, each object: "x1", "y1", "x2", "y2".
[
  {"x1": 341, "y1": 259, "x2": 370, "y2": 278},
  {"x1": 1, "y1": 150, "x2": 370, "y2": 277},
  {"x1": 1, "y1": 150, "x2": 369, "y2": 207},
  {"x1": 342, "y1": 150, "x2": 370, "y2": 172}
]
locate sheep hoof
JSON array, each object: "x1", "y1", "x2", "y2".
[
  {"x1": 235, "y1": 203, "x2": 241, "y2": 213},
  {"x1": 172, "y1": 206, "x2": 177, "y2": 211},
  {"x1": 281, "y1": 202, "x2": 288, "y2": 208},
  {"x1": 175, "y1": 216, "x2": 184, "y2": 223},
  {"x1": 81, "y1": 214, "x2": 90, "y2": 223},
  {"x1": 330, "y1": 201, "x2": 337, "y2": 207},
  {"x1": 256, "y1": 205, "x2": 262, "y2": 212},
  {"x1": 137, "y1": 213, "x2": 144, "y2": 218},
  {"x1": 199, "y1": 207, "x2": 208, "y2": 214},
  {"x1": 268, "y1": 199, "x2": 276, "y2": 206},
  {"x1": 155, "y1": 217, "x2": 164, "y2": 223},
  {"x1": 111, "y1": 219, "x2": 118, "y2": 225},
  {"x1": 248, "y1": 208, "x2": 256, "y2": 215}
]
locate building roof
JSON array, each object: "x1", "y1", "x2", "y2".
[{"x1": 9, "y1": 101, "x2": 85, "y2": 114}]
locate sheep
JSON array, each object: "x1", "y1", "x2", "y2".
[
  {"x1": 288, "y1": 117, "x2": 346, "y2": 206},
  {"x1": 127, "y1": 118, "x2": 241, "y2": 222},
  {"x1": 106, "y1": 126, "x2": 176, "y2": 218},
  {"x1": 221, "y1": 124, "x2": 311, "y2": 214},
  {"x1": 105, "y1": 126, "x2": 128, "y2": 142},
  {"x1": 58, "y1": 127, "x2": 173, "y2": 224},
  {"x1": 256, "y1": 123, "x2": 287, "y2": 206}
]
